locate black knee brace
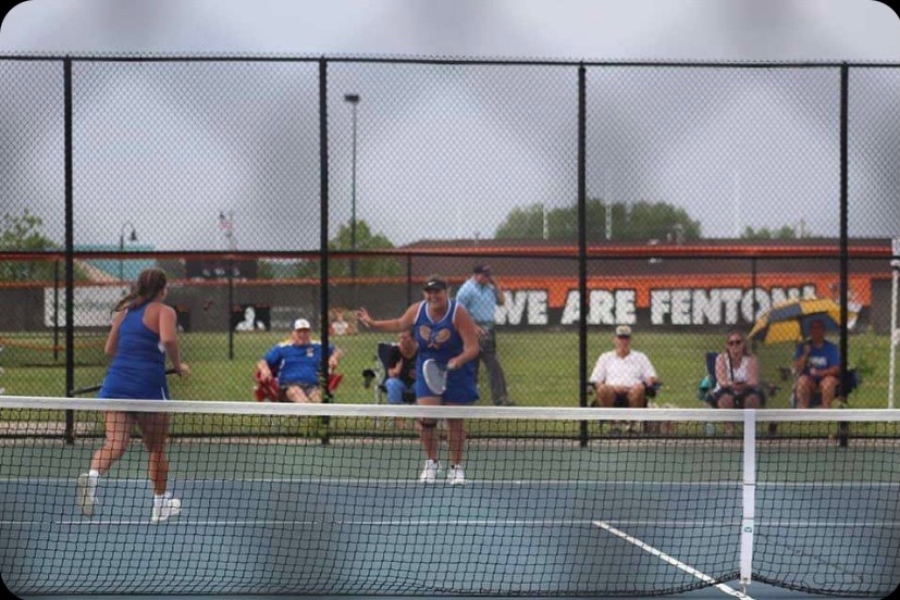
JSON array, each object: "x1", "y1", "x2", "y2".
[{"x1": 418, "y1": 419, "x2": 438, "y2": 429}]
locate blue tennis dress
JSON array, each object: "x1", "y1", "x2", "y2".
[
  {"x1": 412, "y1": 299, "x2": 478, "y2": 404},
  {"x1": 98, "y1": 302, "x2": 169, "y2": 400}
]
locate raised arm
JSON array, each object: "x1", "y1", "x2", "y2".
[
  {"x1": 487, "y1": 274, "x2": 506, "y2": 306},
  {"x1": 357, "y1": 304, "x2": 419, "y2": 333}
]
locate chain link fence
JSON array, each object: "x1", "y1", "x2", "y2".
[{"x1": 1, "y1": 55, "x2": 897, "y2": 413}]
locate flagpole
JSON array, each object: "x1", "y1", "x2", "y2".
[{"x1": 219, "y1": 210, "x2": 236, "y2": 251}]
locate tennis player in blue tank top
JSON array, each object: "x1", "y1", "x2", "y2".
[
  {"x1": 76, "y1": 268, "x2": 190, "y2": 523},
  {"x1": 357, "y1": 275, "x2": 480, "y2": 485}
]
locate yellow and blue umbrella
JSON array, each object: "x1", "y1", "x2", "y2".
[{"x1": 749, "y1": 297, "x2": 842, "y2": 344}]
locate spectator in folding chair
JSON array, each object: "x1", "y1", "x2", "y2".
[
  {"x1": 330, "y1": 309, "x2": 352, "y2": 336},
  {"x1": 704, "y1": 330, "x2": 763, "y2": 435},
  {"x1": 792, "y1": 318, "x2": 840, "y2": 409},
  {"x1": 589, "y1": 325, "x2": 659, "y2": 433},
  {"x1": 373, "y1": 330, "x2": 419, "y2": 428},
  {"x1": 255, "y1": 318, "x2": 343, "y2": 403},
  {"x1": 707, "y1": 330, "x2": 764, "y2": 411},
  {"x1": 384, "y1": 330, "x2": 418, "y2": 406}
]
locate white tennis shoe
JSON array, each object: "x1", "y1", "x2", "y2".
[
  {"x1": 447, "y1": 465, "x2": 466, "y2": 486},
  {"x1": 75, "y1": 473, "x2": 98, "y2": 517},
  {"x1": 419, "y1": 459, "x2": 440, "y2": 483},
  {"x1": 151, "y1": 497, "x2": 182, "y2": 523}
]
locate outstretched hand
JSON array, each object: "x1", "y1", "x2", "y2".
[{"x1": 356, "y1": 308, "x2": 372, "y2": 328}]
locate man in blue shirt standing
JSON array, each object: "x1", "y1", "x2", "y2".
[
  {"x1": 257, "y1": 318, "x2": 343, "y2": 403},
  {"x1": 456, "y1": 264, "x2": 513, "y2": 406}
]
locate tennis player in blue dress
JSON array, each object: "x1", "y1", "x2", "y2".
[
  {"x1": 76, "y1": 268, "x2": 190, "y2": 523},
  {"x1": 357, "y1": 275, "x2": 480, "y2": 485}
]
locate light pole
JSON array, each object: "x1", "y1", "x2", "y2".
[
  {"x1": 344, "y1": 93, "x2": 360, "y2": 280},
  {"x1": 119, "y1": 221, "x2": 137, "y2": 282}
]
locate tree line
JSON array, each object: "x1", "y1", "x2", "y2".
[{"x1": 0, "y1": 202, "x2": 810, "y2": 282}]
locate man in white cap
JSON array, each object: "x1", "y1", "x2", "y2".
[
  {"x1": 256, "y1": 318, "x2": 343, "y2": 403},
  {"x1": 589, "y1": 325, "x2": 658, "y2": 410}
]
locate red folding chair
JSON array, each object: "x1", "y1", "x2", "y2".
[{"x1": 254, "y1": 367, "x2": 342, "y2": 401}]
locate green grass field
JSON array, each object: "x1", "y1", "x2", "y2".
[{"x1": 1, "y1": 329, "x2": 896, "y2": 409}]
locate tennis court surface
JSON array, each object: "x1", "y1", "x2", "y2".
[{"x1": 1, "y1": 398, "x2": 898, "y2": 598}]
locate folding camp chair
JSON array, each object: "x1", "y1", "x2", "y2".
[
  {"x1": 588, "y1": 381, "x2": 661, "y2": 408},
  {"x1": 362, "y1": 341, "x2": 415, "y2": 405},
  {"x1": 254, "y1": 363, "x2": 342, "y2": 402},
  {"x1": 587, "y1": 380, "x2": 663, "y2": 435},
  {"x1": 699, "y1": 351, "x2": 778, "y2": 435},
  {"x1": 787, "y1": 367, "x2": 859, "y2": 408}
]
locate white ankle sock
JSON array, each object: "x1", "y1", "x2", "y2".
[{"x1": 87, "y1": 470, "x2": 100, "y2": 492}]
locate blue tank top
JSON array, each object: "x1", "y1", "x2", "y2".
[
  {"x1": 99, "y1": 302, "x2": 169, "y2": 400},
  {"x1": 414, "y1": 299, "x2": 464, "y2": 363},
  {"x1": 412, "y1": 299, "x2": 478, "y2": 404}
]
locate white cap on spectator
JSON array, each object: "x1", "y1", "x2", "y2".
[
  {"x1": 293, "y1": 318, "x2": 311, "y2": 330},
  {"x1": 615, "y1": 325, "x2": 632, "y2": 337}
]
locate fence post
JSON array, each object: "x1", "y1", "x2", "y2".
[
  {"x1": 63, "y1": 57, "x2": 75, "y2": 444},
  {"x1": 318, "y1": 58, "x2": 332, "y2": 444},
  {"x1": 577, "y1": 64, "x2": 589, "y2": 447},
  {"x1": 838, "y1": 63, "x2": 849, "y2": 447}
]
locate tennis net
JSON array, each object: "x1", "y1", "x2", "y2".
[{"x1": 1, "y1": 397, "x2": 898, "y2": 597}]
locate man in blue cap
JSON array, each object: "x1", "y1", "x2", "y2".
[{"x1": 456, "y1": 264, "x2": 513, "y2": 406}]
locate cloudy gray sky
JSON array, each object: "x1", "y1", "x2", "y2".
[
  {"x1": 4, "y1": 0, "x2": 899, "y2": 60},
  {"x1": 1, "y1": 0, "x2": 899, "y2": 251}
]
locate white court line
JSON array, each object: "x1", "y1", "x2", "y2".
[
  {"x1": 599, "y1": 520, "x2": 900, "y2": 527},
  {"x1": 593, "y1": 520, "x2": 755, "y2": 600}
]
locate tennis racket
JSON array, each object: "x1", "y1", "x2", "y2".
[
  {"x1": 69, "y1": 368, "x2": 179, "y2": 396},
  {"x1": 422, "y1": 358, "x2": 448, "y2": 395}
]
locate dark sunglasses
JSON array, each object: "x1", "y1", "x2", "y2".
[{"x1": 727, "y1": 339, "x2": 743, "y2": 346}]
